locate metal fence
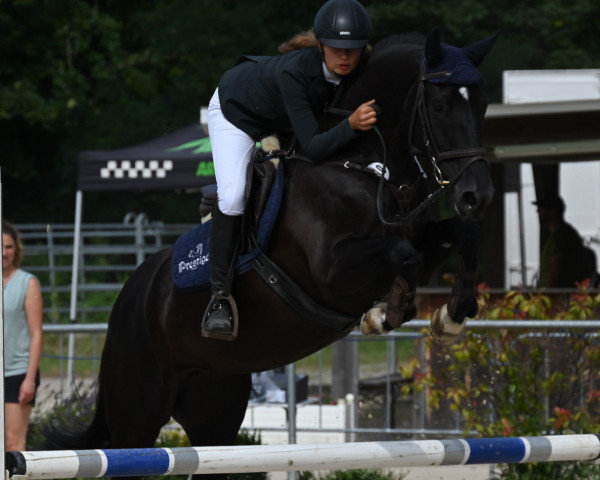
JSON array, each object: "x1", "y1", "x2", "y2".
[
  {"x1": 37, "y1": 320, "x2": 600, "y2": 442},
  {"x1": 18, "y1": 216, "x2": 196, "y2": 322},
  {"x1": 17, "y1": 219, "x2": 600, "y2": 440}
]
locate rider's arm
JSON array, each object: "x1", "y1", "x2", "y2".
[{"x1": 280, "y1": 72, "x2": 358, "y2": 162}]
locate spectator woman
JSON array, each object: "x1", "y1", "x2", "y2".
[{"x1": 3, "y1": 221, "x2": 43, "y2": 451}]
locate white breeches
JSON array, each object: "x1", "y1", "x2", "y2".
[{"x1": 207, "y1": 88, "x2": 255, "y2": 216}]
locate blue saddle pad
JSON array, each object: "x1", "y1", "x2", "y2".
[{"x1": 171, "y1": 164, "x2": 284, "y2": 292}]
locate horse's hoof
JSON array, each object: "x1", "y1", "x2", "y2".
[
  {"x1": 430, "y1": 304, "x2": 466, "y2": 346},
  {"x1": 360, "y1": 302, "x2": 390, "y2": 336}
]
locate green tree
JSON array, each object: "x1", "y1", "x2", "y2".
[
  {"x1": 0, "y1": 0, "x2": 323, "y2": 222},
  {"x1": 368, "y1": 0, "x2": 600, "y2": 100},
  {"x1": 1, "y1": 0, "x2": 599, "y2": 223}
]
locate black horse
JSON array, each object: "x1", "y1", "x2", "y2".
[{"x1": 45, "y1": 29, "x2": 496, "y2": 467}]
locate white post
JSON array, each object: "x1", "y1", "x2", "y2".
[
  {"x1": 286, "y1": 363, "x2": 297, "y2": 480},
  {"x1": 67, "y1": 190, "x2": 84, "y2": 397},
  {"x1": 1, "y1": 169, "x2": 6, "y2": 476}
]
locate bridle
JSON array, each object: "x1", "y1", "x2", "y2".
[
  {"x1": 409, "y1": 59, "x2": 487, "y2": 185},
  {"x1": 375, "y1": 59, "x2": 487, "y2": 226}
]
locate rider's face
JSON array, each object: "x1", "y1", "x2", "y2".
[{"x1": 321, "y1": 45, "x2": 362, "y2": 77}]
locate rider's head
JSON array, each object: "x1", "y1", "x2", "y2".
[{"x1": 314, "y1": 0, "x2": 372, "y2": 50}]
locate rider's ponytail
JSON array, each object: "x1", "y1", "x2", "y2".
[{"x1": 278, "y1": 29, "x2": 319, "y2": 53}]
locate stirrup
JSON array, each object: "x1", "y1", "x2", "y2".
[{"x1": 201, "y1": 292, "x2": 239, "y2": 341}]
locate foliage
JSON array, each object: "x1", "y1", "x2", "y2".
[
  {"x1": 28, "y1": 379, "x2": 99, "y2": 450},
  {"x1": 29, "y1": 384, "x2": 266, "y2": 480},
  {"x1": 2, "y1": 0, "x2": 600, "y2": 224},
  {"x1": 410, "y1": 283, "x2": 600, "y2": 479},
  {"x1": 299, "y1": 468, "x2": 406, "y2": 480}
]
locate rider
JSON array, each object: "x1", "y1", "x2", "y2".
[{"x1": 203, "y1": 0, "x2": 378, "y2": 339}]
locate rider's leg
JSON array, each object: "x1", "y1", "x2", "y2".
[
  {"x1": 203, "y1": 206, "x2": 243, "y2": 334},
  {"x1": 202, "y1": 89, "x2": 255, "y2": 336}
]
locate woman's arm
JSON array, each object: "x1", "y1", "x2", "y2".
[{"x1": 21, "y1": 276, "x2": 43, "y2": 404}]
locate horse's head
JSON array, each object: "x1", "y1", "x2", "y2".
[{"x1": 411, "y1": 28, "x2": 497, "y2": 221}]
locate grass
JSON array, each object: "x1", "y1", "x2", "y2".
[
  {"x1": 40, "y1": 331, "x2": 417, "y2": 380},
  {"x1": 40, "y1": 332, "x2": 106, "y2": 378},
  {"x1": 294, "y1": 336, "x2": 417, "y2": 372}
]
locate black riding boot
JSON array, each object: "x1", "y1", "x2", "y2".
[{"x1": 202, "y1": 206, "x2": 242, "y2": 339}]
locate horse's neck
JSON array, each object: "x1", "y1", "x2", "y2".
[{"x1": 338, "y1": 70, "x2": 419, "y2": 180}]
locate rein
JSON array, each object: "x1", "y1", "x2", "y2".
[{"x1": 325, "y1": 104, "x2": 439, "y2": 226}]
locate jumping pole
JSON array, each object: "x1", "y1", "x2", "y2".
[{"x1": 5, "y1": 435, "x2": 600, "y2": 479}]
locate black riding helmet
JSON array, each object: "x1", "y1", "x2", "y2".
[{"x1": 314, "y1": 0, "x2": 372, "y2": 49}]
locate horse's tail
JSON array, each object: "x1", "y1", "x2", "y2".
[{"x1": 42, "y1": 382, "x2": 110, "y2": 450}]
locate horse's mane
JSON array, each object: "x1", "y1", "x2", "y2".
[{"x1": 370, "y1": 33, "x2": 425, "y2": 61}]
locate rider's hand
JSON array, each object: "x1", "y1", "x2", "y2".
[{"x1": 349, "y1": 99, "x2": 378, "y2": 131}]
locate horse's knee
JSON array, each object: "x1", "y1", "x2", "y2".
[{"x1": 387, "y1": 239, "x2": 420, "y2": 278}]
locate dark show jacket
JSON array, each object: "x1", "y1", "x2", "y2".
[{"x1": 217, "y1": 47, "x2": 358, "y2": 162}]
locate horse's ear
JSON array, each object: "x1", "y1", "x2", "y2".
[
  {"x1": 425, "y1": 27, "x2": 443, "y2": 67},
  {"x1": 462, "y1": 31, "x2": 500, "y2": 66}
]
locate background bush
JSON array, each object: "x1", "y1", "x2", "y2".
[{"x1": 411, "y1": 283, "x2": 600, "y2": 480}]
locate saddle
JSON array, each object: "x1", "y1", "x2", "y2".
[
  {"x1": 199, "y1": 139, "x2": 281, "y2": 254},
  {"x1": 172, "y1": 140, "x2": 284, "y2": 293}
]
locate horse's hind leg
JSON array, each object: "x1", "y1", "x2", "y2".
[
  {"x1": 173, "y1": 371, "x2": 251, "y2": 442},
  {"x1": 172, "y1": 372, "x2": 251, "y2": 480},
  {"x1": 101, "y1": 372, "x2": 173, "y2": 449}
]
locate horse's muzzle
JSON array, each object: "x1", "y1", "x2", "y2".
[{"x1": 450, "y1": 159, "x2": 495, "y2": 220}]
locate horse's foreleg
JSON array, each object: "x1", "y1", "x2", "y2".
[
  {"x1": 430, "y1": 303, "x2": 468, "y2": 345},
  {"x1": 430, "y1": 220, "x2": 481, "y2": 345},
  {"x1": 360, "y1": 301, "x2": 388, "y2": 336},
  {"x1": 360, "y1": 238, "x2": 419, "y2": 336}
]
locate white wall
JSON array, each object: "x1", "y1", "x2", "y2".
[
  {"x1": 503, "y1": 70, "x2": 600, "y2": 289},
  {"x1": 503, "y1": 70, "x2": 600, "y2": 103}
]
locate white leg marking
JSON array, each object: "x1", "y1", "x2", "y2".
[
  {"x1": 430, "y1": 304, "x2": 467, "y2": 346},
  {"x1": 360, "y1": 302, "x2": 390, "y2": 336}
]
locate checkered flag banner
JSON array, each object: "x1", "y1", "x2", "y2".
[
  {"x1": 100, "y1": 160, "x2": 174, "y2": 179},
  {"x1": 77, "y1": 124, "x2": 214, "y2": 191}
]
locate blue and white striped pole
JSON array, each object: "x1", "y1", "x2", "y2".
[{"x1": 6, "y1": 435, "x2": 600, "y2": 479}]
